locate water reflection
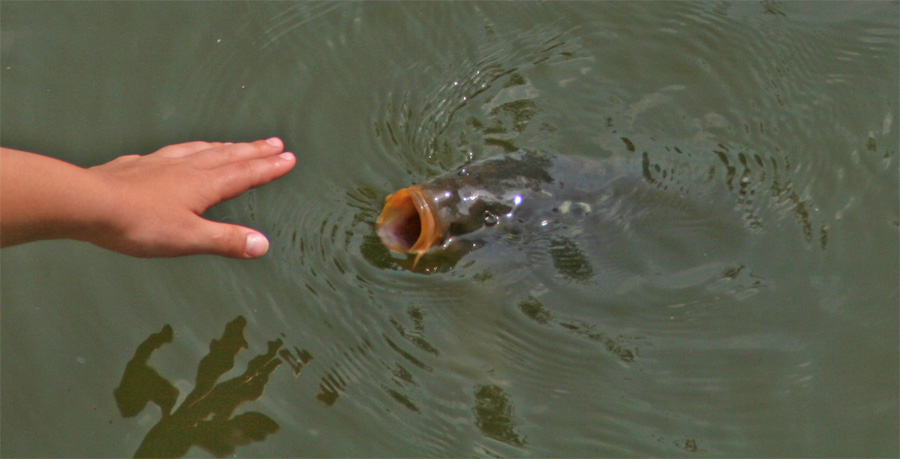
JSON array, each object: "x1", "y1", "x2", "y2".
[
  {"x1": 315, "y1": 339, "x2": 374, "y2": 407},
  {"x1": 517, "y1": 296, "x2": 639, "y2": 364},
  {"x1": 115, "y1": 317, "x2": 311, "y2": 458},
  {"x1": 548, "y1": 236, "x2": 595, "y2": 282},
  {"x1": 473, "y1": 384, "x2": 526, "y2": 448},
  {"x1": 306, "y1": 313, "x2": 438, "y2": 413}
]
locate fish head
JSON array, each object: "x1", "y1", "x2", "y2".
[
  {"x1": 375, "y1": 151, "x2": 552, "y2": 270},
  {"x1": 375, "y1": 185, "x2": 445, "y2": 262},
  {"x1": 376, "y1": 176, "x2": 530, "y2": 271}
]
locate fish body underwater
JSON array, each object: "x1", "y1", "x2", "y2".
[{"x1": 376, "y1": 150, "x2": 750, "y2": 276}]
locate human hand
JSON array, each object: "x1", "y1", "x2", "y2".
[{"x1": 85, "y1": 138, "x2": 296, "y2": 258}]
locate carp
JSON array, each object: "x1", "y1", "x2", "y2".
[
  {"x1": 377, "y1": 151, "x2": 555, "y2": 261},
  {"x1": 375, "y1": 150, "x2": 743, "y2": 274}
]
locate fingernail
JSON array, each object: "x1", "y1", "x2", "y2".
[
  {"x1": 265, "y1": 137, "x2": 282, "y2": 148},
  {"x1": 279, "y1": 152, "x2": 295, "y2": 161},
  {"x1": 245, "y1": 233, "x2": 269, "y2": 257}
]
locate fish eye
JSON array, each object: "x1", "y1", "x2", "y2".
[{"x1": 483, "y1": 211, "x2": 499, "y2": 226}]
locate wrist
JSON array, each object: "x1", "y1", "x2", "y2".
[
  {"x1": 68, "y1": 167, "x2": 124, "y2": 247},
  {"x1": 0, "y1": 148, "x2": 119, "y2": 248}
]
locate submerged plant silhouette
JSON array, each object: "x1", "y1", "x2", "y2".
[{"x1": 114, "y1": 316, "x2": 307, "y2": 458}]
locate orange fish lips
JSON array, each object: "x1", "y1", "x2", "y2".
[{"x1": 375, "y1": 185, "x2": 445, "y2": 260}]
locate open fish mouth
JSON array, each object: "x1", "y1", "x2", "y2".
[{"x1": 375, "y1": 185, "x2": 444, "y2": 255}]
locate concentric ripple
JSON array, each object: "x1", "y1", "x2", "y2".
[{"x1": 152, "y1": 2, "x2": 900, "y2": 456}]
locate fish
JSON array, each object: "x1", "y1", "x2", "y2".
[{"x1": 376, "y1": 150, "x2": 743, "y2": 274}]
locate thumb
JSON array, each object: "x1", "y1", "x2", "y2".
[{"x1": 196, "y1": 221, "x2": 270, "y2": 258}]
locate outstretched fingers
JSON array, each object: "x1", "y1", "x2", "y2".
[
  {"x1": 192, "y1": 138, "x2": 285, "y2": 168},
  {"x1": 151, "y1": 141, "x2": 224, "y2": 158},
  {"x1": 209, "y1": 150, "x2": 296, "y2": 203},
  {"x1": 148, "y1": 138, "x2": 284, "y2": 165}
]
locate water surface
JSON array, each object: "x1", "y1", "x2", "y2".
[{"x1": 1, "y1": 2, "x2": 898, "y2": 457}]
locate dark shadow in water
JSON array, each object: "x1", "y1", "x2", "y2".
[
  {"x1": 114, "y1": 316, "x2": 311, "y2": 458},
  {"x1": 473, "y1": 384, "x2": 526, "y2": 448},
  {"x1": 548, "y1": 236, "x2": 594, "y2": 282},
  {"x1": 517, "y1": 296, "x2": 640, "y2": 364}
]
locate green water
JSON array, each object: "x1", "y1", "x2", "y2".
[{"x1": 2, "y1": 2, "x2": 897, "y2": 457}]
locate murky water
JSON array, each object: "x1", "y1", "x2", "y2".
[{"x1": 2, "y1": 2, "x2": 897, "y2": 457}]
